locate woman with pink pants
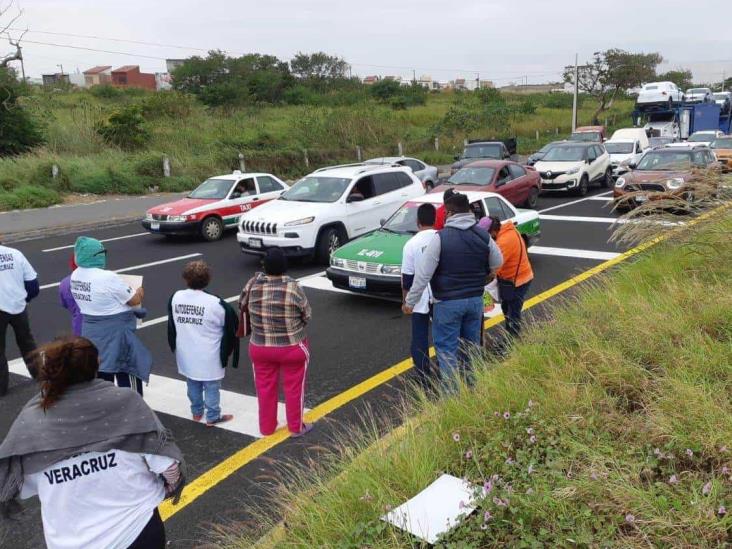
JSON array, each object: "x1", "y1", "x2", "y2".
[{"x1": 240, "y1": 248, "x2": 313, "y2": 437}]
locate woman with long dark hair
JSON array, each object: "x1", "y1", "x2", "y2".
[{"x1": 0, "y1": 336, "x2": 184, "y2": 549}]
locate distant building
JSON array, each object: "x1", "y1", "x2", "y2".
[
  {"x1": 156, "y1": 72, "x2": 172, "y2": 91},
  {"x1": 111, "y1": 65, "x2": 157, "y2": 91},
  {"x1": 166, "y1": 59, "x2": 187, "y2": 74},
  {"x1": 498, "y1": 82, "x2": 564, "y2": 94},
  {"x1": 41, "y1": 73, "x2": 70, "y2": 87},
  {"x1": 454, "y1": 78, "x2": 467, "y2": 90},
  {"x1": 480, "y1": 80, "x2": 494, "y2": 89},
  {"x1": 363, "y1": 75, "x2": 380, "y2": 85},
  {"x1": 383, "y1": 75, "x2": 402, "y2": 83},
  {"x1": 83, "y1": 65, "x2": 112, "y2": 87},
  {"x1": 68, "y1": 72, "x2": 86, "y2": 88}
]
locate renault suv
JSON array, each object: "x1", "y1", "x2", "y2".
[
  {"x1": 236, "y1": 163, "x2": 425, "y2": 264},
  {"x1": 534, "y1": 143, "x2": 612, "y2": 195}
]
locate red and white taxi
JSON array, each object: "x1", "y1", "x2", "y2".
[{"x1": 142, "y1": 171, "x2": 288, "y2": 241}]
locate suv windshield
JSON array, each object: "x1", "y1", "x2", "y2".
[
  {"x1": 542, "y1": 146, "x2": 587, "y2": 162},
  {"x1": 605, "y1": 142, "x2": 634, "y2": 154},
  {"x1": 448, "y1": 167, "x2": 497, "y2": 186},
  {"x1": 568, "y1": 132, "x2": 601, "y2": 142},
  {"x1": 382, "y1": 203, "x2": 421, "y2": 234},
  {"x1": 188, "y1": 178, "x2": 233, "y2": 199},
  {"x1": 713, "y1": 93, "x2": 729, "y2": 100},
  {"x1": 688, "y1": 88, "x2": 707, "y2": 94},
  {"x1": 711, "y1": 137, "x2": 732, "y2": 149},
  {"x1": 463, "y1": 144, "x2": 502, "y2": 159},
  {"x1": 636, "y1": 151, "x2": 691, "y2": 171},
  {"x1": 649, "y1": 137, "x2": 673, "y2": 147},
  {"x1": 281, "y1": 176, "x2": 351, "y2": 203}
]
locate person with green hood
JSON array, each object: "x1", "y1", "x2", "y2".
[{"x1": 70, "y1": 236, "x2": 151, "y2": 395}]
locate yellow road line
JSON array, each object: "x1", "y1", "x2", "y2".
[{"x1": 161, "y1": 205, "x2": 728, "y2": 521}]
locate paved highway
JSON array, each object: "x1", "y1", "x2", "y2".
[{"x1": 1, "y1": 188, "x2": 630, "y2": 547}]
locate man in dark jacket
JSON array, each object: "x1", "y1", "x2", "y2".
[{"x1": 403, "y1": 192, "x2": 503, "y2": 384}]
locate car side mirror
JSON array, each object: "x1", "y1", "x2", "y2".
[
  {"x1": 347, "y1": 194, "x2": 364, "y2": 203},
  {"x1": 627, "y1": 161, "x2": 637, "y2": 169},
  {"x1": 379, "y1": 218, "x2": 386, "y2": 226}
]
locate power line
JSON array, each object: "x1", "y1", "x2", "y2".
[{"x1": 19, "y1": 39, "x2": 167, "y2": 60}]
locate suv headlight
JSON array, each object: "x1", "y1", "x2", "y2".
[
  {"x1": 380, "y1": 264, "x2": 401, "y2": 275},
  {"x1": 666, "y1": 177, "x2": 684, "y2": 190},
  {"x1": 566, "y1": 166, "x2": 581, "y2": 175},
  {"x1": 330, "y1": 257, "x2": 346, "y2": 268},
  {"x1": 285, "y1": 217, "x2": 315, "y2": 227},
  {"x1": 615, "y1": 177, "x2": 626, "y2": 188}
]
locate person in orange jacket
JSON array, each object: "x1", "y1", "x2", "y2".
[{"x1": 486, "y1": 216, "x2": 534, "y2": 338}]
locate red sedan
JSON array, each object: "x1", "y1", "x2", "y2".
[{"x1": 432, "y1": 160, "x2": 542, "y2": 208}]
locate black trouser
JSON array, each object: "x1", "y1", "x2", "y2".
[
  {"x1": 98, "y1": 371, "x2": 144, "y2": 396},
  {"x1": 0, "y1": 309, "x2": 37, "y2": 396},
  {"x1": 499, "y1": 281, "x2": 531, "y2": 339},
  {"x1": 128, "y1": 508, "x2": 165, "y2": 549}
]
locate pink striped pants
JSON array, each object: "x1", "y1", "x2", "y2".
[{"x1": 249, "y1": 340, "x2": 309, "y2": 435}]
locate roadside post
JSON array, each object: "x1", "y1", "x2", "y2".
[
  {"x1": 162, "y1": 155, "x2": 171, "y2": 177},
  {"x1": 398, "y1": 141, "x2": 404, "y2": 156},
  {"x1": 434, "y1": 137, "x2": 439, "y2": 151},
  {"x1": 356, "y1": 146, "x2": 362, "y2": 162},
  {"x1": 51, "y1": 164, "x2": 59, "y2": 180},
  {"x1": 238, "y1": 153, "x2": 246, "y2": 172},
  {"x1": 303, "y1": 149, "x2": 310, "y2": 169},
  {"x1": 535, "y1": 130, "x2": 540, "y2": 140}
]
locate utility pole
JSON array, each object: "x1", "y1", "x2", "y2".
[
  {"x1": 412, "y1": 69, "x2": 416, "y2": 84},
  {"x1": 476, "y1": 72, "x2": 480, "y2": 90},
  {"x1": 571, "y1": 53, "x2": 579, "y2": 132},
  {"x1": 57, "y1": 64, "x2": 64, "y2": 75}
]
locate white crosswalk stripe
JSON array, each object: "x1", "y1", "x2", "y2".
[
  {"x1": 7, "y1": 358, "x2": 307, "y2": 438},
  {"x1": 43, "y1": 232, "x2": 150, "y2": 253},
  {"x1": 528, "y1": 246, "x2": 620, "y2": 261}
]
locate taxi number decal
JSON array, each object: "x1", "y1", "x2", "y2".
[{"x1": 357, "y1": 249, "x2": 383, "y2": 258}]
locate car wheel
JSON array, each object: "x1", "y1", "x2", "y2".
[
  {"x1": 602, "y1": 168, "x2": 613, "y2": 188},
  {"x1": 576, "y1": 175, "x2": 589, "y2": 196},
  {"x1": 200, "y1": 216, "x2": 224, "y2": 241},
  {"x1": 316, "y1": 227, "x2": 344, "y2": 265},
  {"x1": 523, "y1": 187, "x2": 539, "y2": 209}
]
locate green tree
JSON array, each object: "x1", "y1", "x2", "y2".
[
  {"x1": 95, "y1": 105, "x2": 151, "y2": 150},
  {"x1": 369, "y1": 79, "x2": 402, "y2": 102},
  {"x1": 290, "y1": 51, "x2": 349, "y2": 80},
  {"x1": 564, "y1": 49, "x2": 662, "y2": 124},
  {"x1": 656, "y1": 69, "x2": 693, "y2": 91},
  {"x1": 0, "y1": 68, "x2": 43, "y2": 156}
]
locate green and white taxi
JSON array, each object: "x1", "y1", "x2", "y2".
[{"x1": 326, "y1": 191, "x2": 541, "y2": 295}]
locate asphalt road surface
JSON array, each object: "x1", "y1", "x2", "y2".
[{"x1": 1, "y1": 187, "x2": 632, "y2": 547}]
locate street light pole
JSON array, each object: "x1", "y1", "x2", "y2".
[{"x1": 571, "y1": 53, "x2": 579, "y2": 132}]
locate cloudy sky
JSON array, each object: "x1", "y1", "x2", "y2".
[{"x1": 5, "y1": 0, "x2": 732, "y2": 85}]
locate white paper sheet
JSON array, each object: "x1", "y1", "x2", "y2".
[{"x1": 381, "y1": 474, "x2": 476, "y2": 544}]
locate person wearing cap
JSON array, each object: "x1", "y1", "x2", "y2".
[
  {"x1": 240, "y1": 248, "x2": 313, "y2": 437},
  {"x1": 0, "y1": 239, "x2": 39, "y2": 396},
  {"x1": 70, "y1": 236, "x2": 151, "y2": 395},
  {"x1": 403, "y1": 192, "x2": 503, "y2": 384}
]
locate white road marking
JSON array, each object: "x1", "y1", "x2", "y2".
[
  {"x1": 587, "y1": 196, "x2": 614, "y2": 202},
  {"x1": 539, "y1": 214, "x2": 621, "y2": 224},
  {"x1": 7, "y1": 358, "x2": 308, "y2": 438},
  {"x1": 298, "y1": 274, "x2": 401, "y2": 302},
  {"x1": 43, "y1": 232, "x2": 150, "y2": 252},
  {"x1": 40, "y1": 253, "x2": 202, "y2": 290},
  {"x1": 528, "y1": 245, "x2": 620, "y2": 261},
  {"x1": 538, "y1": 191, "x2": 613, "y2": 213},
  {"x1": 138, "y1": 270, "x2": 327, "y2": 329}
]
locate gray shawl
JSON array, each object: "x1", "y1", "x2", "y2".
[{"x1": 0, "y1": 379, "x2": 185, "y2": 513}]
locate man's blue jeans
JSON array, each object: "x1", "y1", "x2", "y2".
[
  {"x1": 186, "y1": 378, "x2": 222, "y2": 422},
  {"x1": 411, "y1": 312, "x2": 433, "y2": 389},
  {"x1": 432, "y1": 296, "x2": 483, "y2": 382}
]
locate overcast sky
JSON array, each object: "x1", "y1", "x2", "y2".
[{"x1": 6, "y1": 0, "x2": 732, "y2": 85}]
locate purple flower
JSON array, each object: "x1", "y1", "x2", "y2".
[
  {"x1": 459, "y1": 500, "x2": 466, "y2": 509},
  {"x1": 494, "y1": 411, "x2": 500, "y2": 417},
  {"x1": 503, "y1": 411, "x2": 511, "y2": 420},
  {"x1": 529, "y1": 435, "x2": 537, "y2": 444},
  {"x1": 482, "y1": 480, "x2": 493, "y2": 496},
  {"x1": 719, "y1": 506, "x2": 727, "y2": 517},
  {"x1": 686, "y1": 448, "x2": 694, "y2": 458},
  {"x1": 452, "y1": 432, "x2": 460, "y2": 442},
  {"x1": 493, "y1": 497, "x2": 508, "y2": 507},
  {"x1": 625, "y1": 513, "x2": 635, "y2": 524},
  {"x1": 465, "y1": 450, "x2": 473, "y2": 460},
  {"x1": 505, "y1": 457, "x2": 514, "y2": 465},
  {"x1": 703, "y1": 481, "x2": 712, "y2": 496},
  {"x1": 669, "y1": 475, "x2": 679, "y2": 485},
  {"x1": 480, "y1": 523, "x2": 488, "y2": 530},
  {"x1": 722, "y1": 466, "x2": 729, "y2": 475},
  {"x1": 590, "y1": 472, "x2": 599, "y2": 481},
  {"x1": 483, "y1": 510, "x2": 493, "y2": 522},
  {"x1": 526, "y1": 427, "x2": 534, "y2": 435}
]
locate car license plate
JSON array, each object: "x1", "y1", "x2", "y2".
[
  {"x1": 248, "y1": 238, "x2": 263, "y2": 249},
  {"x1": 150, "y1": 222, "x2": 160, "y2": 230},
  {"x1": 349, "y1": 276, "x2": 367, "y2": 290}
]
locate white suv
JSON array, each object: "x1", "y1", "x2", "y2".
[
  {"x1": 236, "y1": 163, "x2": 425, "y2": 263},
  {"x1": 534, "y1": 143, "x2": 612, "y2": 196},
  {"x1": 636, "y1": 81, "x2": 684, "y2": 109}
]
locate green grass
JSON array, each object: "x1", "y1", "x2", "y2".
[
  {"x1": 224, "y1": 210, "x2": 732, "y2": 548},
  {"x1": 0, "y1": 88, "x2": 635, "y2": 210}
]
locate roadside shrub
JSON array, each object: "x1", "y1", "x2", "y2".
[
  {"x1": 0, "y1": 68, "x2": 44, "y2": 155},
  {"x1": 542, "y1": 92, "x2": 583, "y2": 109},
  {"x1": 140, "y1": 91, "x2": 197, "y2": 119},
  {"x1": 95, "y1": 106, "x2": 151, "y2": 150},
  {"x1": 0, "y1": 177, "x2": 20, "y2": 191},
  {"x1": 0, "y1": 185, "x2": 61, "y2": 210},
  {"x1": 158, "y1": 175, "x2": 198, "y2": 192},
  {"x1": 132, "y1": 153, "x2": 165, "y2": 177},
  {"x1": 283, "y1": 84, "x2": 319, "y2": 105}
]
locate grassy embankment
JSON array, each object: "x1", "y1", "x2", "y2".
[
  {"x1": 0, "y1": 89, "x2": 634, "y2": 211},
  {"x1": 227, "y1": 209, "x2": 732, "y2": 547}
]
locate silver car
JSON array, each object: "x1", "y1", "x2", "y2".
[
  {"x1": 713, "y1": 92, "x2": 731, "y2": 114},
  {"x1": 685, "y1": 87, "x2": 713, "y2": 104},
  {"x1": 364, "y1": 157, "x2": 439, "y2": 190}
]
